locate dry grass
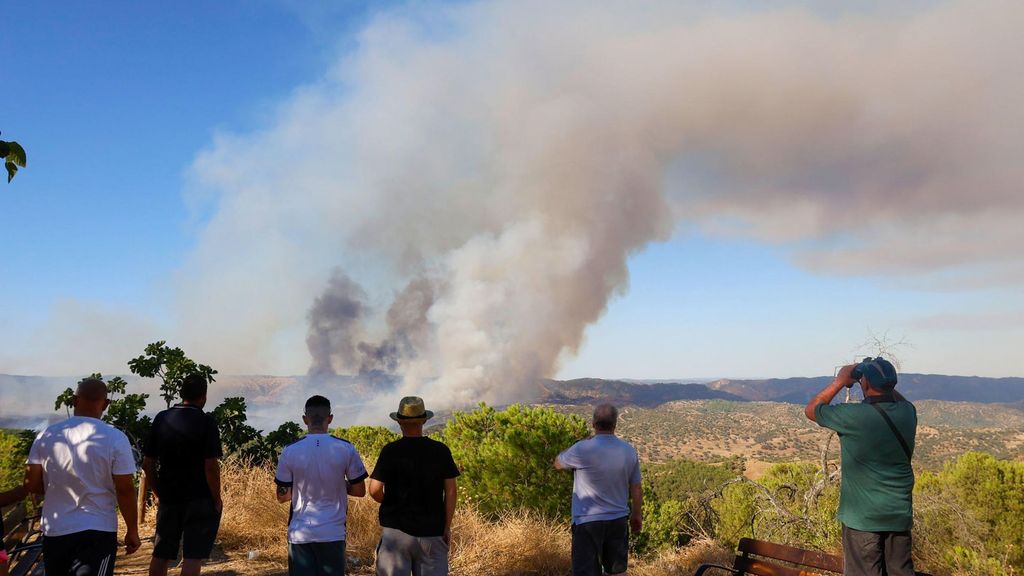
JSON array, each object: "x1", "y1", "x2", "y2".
[
  {"x1": 215, "y1": 460, "x2": 729, "y2": 575},
  {"x1": 633, "y1": 539, "x2": 734, "y2": 576}
]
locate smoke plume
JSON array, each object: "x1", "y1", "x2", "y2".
[{"x1": 179, "y1": 0, "x2": 1024, "y2": 408}]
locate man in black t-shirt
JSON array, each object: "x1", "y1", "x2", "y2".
[
  {"x1": 369, "y1": 397, "x2": 459, "y2": 576},
  {"x1": 143, "y1": 374, "x2": 223, "y2": 576}
]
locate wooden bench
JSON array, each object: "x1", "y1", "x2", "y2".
[
  {"x1": 694, "y1": 537, "x2": 932, "y2": 576},
  {"x1": 3, "y1": 504, "x2": 44, "y2": 576}
]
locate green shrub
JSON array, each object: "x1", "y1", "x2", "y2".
[
  {"x1": 439, "y1": 403, "x2": 588, "y2": 520},
  {"x1": 332, "y1": 426, "x2": 400, "y2": 465},
  {"x1": 636, "y1": 458, "x2": 743, "y2": 553},
  {"x1": 713, "y1": 462, "x2": 839, "y2": 552},
  {"x1": 915, "y1": 452, "x2": 1024, "y2": 573}
]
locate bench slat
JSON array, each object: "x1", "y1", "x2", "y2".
[
  {"x1": 734, "y1": 556, "x2": 819, "y2": 576},
  {"x1": 9, "y1": 547, "x2": 43, "y2": 576},
  {"x1": 739, "y1": 538, "x2": 843, "y2": 573}
]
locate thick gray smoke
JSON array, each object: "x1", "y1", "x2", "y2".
[
  {"x1": 306, "y1": 271, "x2": 368, "y2": 377},
  {"x1": 308, "y1": 273, "x2": 436, "y2": 378},
  {"x1": 177, "y1": 0, "x2": 1024, "y2": 409}
]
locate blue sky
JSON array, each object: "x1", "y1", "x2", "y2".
[{"x1": 1, "y1": 0, "x2": 1021, "y2": 381}]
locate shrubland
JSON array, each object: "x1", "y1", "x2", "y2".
[{"x1": 3, "y1": 391, "x2": 1022, "y2": 575}]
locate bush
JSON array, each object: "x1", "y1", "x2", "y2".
[
  {"x1": 0, "y1": 429, "x2": 33, "y2": 492},
  {"x1": 332, "y1": 426, "x2": 400, "y2": 465},
  {"x1": 712, "y1": 462, "x2": 839, "y2": 552},
  {"x1": 636, "y1": 458, "x2": 743, "y2": 553},
  {"x1": 915, "y1": 452, "x2": 1024, "y2": 574},
  {"x1": 439, "y1": 403, "x2": 588, "y2": 520}
]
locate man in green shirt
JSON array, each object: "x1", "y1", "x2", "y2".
[{"x1": 805, "y1": 357, "x2": 917, "y2": 576}]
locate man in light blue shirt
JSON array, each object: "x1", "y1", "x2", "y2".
[{"x1": 555, "y1": 404, "x2": 642, "y2": 576}]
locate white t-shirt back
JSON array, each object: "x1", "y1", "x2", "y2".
[
  {"x1": 274, "y1": 434, "x2": 368, "y2": 544},
  {"x1": 27, "y1": 416, "x2": 137, "y2": 536}
]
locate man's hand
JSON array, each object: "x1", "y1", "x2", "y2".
[
  {"x1": 443, "y1": 528, "x2": 452, "y2": 547},
  {"x1": 837, "y1": 363, "x2": 858, "y2": 388},
  {"x1": 630, "y1": 510, "x2": 642, "y2": 533},
  {"x1": 125, "y1": 529, "x2": 141, "y2": 555},
  {"x1": 213, "y1": 497, "x2": 224, "y2": 514}
]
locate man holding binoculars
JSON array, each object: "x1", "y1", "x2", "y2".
[{"x1": 805, "y1": 357, "x2": 918, "y2": 576}]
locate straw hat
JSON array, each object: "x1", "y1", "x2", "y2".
[{"x1": 389, "y1": 396, "x2": 434, "y2": 422}]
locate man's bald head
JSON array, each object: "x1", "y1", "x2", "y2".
[
  {"x1": 593, "y1": 403, "x2": 619, "y2": 433},
  {"x1": 74, "y1": 377, "x2": 110, "y2": 418}
]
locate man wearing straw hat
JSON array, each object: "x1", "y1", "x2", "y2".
[{"x1": 368, "y1": 397, "x2": 460, "y2": 576}]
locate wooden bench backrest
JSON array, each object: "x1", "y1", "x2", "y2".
[
  {"x1": 2, "y1": 504, "x2": 28, "y2": 552},
  {"x1": 9, "y1": 546, "x2": 43, "y2": 576},
  {"x1": 736, "y1": 538, "x2": 843, "y2": 575}
]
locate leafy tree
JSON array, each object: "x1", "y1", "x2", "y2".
[
  {"x1": 128, "y1": 341, "x2": 217, "y2": 408},
  {"x1": 212, "y1": 396, "x2": 262, "y2": 457},
  {"x1": 0, "y1": 133, "x2": 27, "y2": 182},
  {"x1": 266, "y1": 421, "x2": 304, "y2": 453},
  {"x1": 54, "y1": 373, "x2": 152, "y2": 456},
  {"x1": 439, "y1": 403, "x2": 589, "y2": 520},
  {"x1": 54, "y1": 387, "x2": 75, "y2": 416}
]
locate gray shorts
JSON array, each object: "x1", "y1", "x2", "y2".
[
  {"x1": 571, "y1": 517, "x2": 629, "y2": 576},
  {"x1": 375, "y1": 527, "x2": 449, "y2": 576},
  {"x1": 842, "y1": 525, "x2": 915, "y2": 576}
]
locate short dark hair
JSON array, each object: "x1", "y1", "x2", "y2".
[
  {"x1": 180, "y1": 373, "x2": 209, "y2": 402},
  {"x1": 593, "y1": 403, "x2": 618, "y2": 432},
  {"x1": 305, "y1": 395, "x2": 332, "y2": 426},
  {"x1": 76, "y1": 377, "x2": 108, "y2": 402}
]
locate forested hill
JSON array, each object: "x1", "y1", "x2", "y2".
[{"x1": 537, "y1": 374, "x2": 1024, "y2": 407}]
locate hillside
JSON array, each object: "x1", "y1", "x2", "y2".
[{"x1": 545, "y1": 399, "x2": 1024, "y2": 472}]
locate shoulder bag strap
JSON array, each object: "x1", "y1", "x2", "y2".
[{"x1": 869, "y1": 403, "x2": 913, "y2": 462}]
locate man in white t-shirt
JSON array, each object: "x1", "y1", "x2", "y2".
[
  {"x1": 25, "y1": 376, "x2": 141, "y2": 576},
  {"x1": 274, "y1": 395, "x2": 368, "y2": 576}
]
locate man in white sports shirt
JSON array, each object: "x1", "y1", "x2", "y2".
[
  {"x1": 275, "y1": 395, "x2": 368, "y2": 576},
  {"x1": 25, "y1": 376, "x2": 141, "y2": 576}
]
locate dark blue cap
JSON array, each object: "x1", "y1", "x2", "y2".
[{"x1": 856, "y1": 357, "x2": 898, "y2": 389}]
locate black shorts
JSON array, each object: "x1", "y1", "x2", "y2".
[
  {"x1": 43, "y1": 530, "x2": 117, "y2": 576},
  {"x1": 841, "y1": 525, "x2": 915, "y2": 576},
  {"x1": 571, "y1": 517, "x2": 629, "y2": 576},
  {"x1": 288, "y1": 540, "x2": 346, "y2": 576},
  {"x1": 153, "y1": 498, "x2": 221, "y2": 560}
]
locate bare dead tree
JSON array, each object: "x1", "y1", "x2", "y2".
[{"x1": 854, "y1": 329, "x2": 913, "y2": 369}]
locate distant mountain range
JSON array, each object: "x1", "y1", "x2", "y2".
[
  {"x1": 3, "y1": 372, "x2": 1022, "y2": 431},
  {"x1": 535, "y1": 374, "x2": 1024, "y2": 407}
]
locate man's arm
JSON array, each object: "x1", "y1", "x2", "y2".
[
  {"x1": 628, "y1": 482, "x2": 642, "y2": 533},
  {"x1": 805, "y1": 364, "x2": 856, "y2": 422},
  {"x1": 553, "y1": 455, "x2": 568, "y2": 470},
  {"x1": 347, "y1": 479, "x2": 366, "y2": 497},
  {"x1": 113, "y1": 474, "x2": 141, "y2": 555},
  {"x1": 141, "y1": 456, "x2": 160, "y2": 501},
  {"x1": 205, "y1": 458, "x2": 222, "y2": 512},
  {"x1": 368, "y1": 478, "x2": 385, "y2": 503},
  {"x1": 443, "y1": 477, "x2": 457, "y2": 545},
  {"x1": 23, "y1": 464, "x2": 44, "y2": 496}
]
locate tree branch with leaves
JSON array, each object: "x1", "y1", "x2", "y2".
[{"x1": 0, "y1": 133, "x2": 27, "y2": 182}]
